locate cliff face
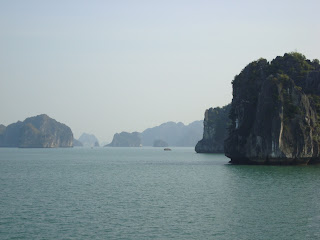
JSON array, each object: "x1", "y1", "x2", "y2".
[
  {"x1": 195, "y1": 104, "x2": 231, "y2": 153},
  {"x1": 106, "y1": 132, "x2": 141, "y2": 147},
  {"x1": 0, "y1": 114, "x2": 73, "y2": 148},
  {"x1": 225, "y1": 53, "x2": 320, "y2": 164}
]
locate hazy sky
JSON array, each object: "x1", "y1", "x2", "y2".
[{"x1": 1, "y1": 0, "x2": 320, "y2": 143}]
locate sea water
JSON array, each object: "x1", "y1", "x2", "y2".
[{"x1": 1, "y1": 147, "x2": 320, "y2": 240}]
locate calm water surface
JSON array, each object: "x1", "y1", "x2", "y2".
[{"x1": 1, "y1": 147, "x2": 320, "y2": 239}]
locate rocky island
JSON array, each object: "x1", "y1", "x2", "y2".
[
  {"x1": 0, "y1": 114, "x2": 73, "y2": 148},
  {"x1": 195, "y1": 104, "x2": 231, "y2": 153},
  {"x1": 106, "y1": 132, "x2": 141, "y2": 147},
  {"x1": 106, "y1": 120, "x2": 203, "y2": 147},
  {"x1": 78, "y1": 133, "x2": 100, "y2": 147},
  {"x1": 225, "y1": 52, "x2": 320, "y2": 165},
  {"x1": 141, "y1": 121, "x2": 203, "y2": 147}
]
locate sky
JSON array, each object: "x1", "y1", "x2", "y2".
[{"x1": 1, "y1": 0, "x2": 320, "y2": 143}]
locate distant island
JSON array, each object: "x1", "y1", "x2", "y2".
[
  {"x1": 105, "y1": 120, "x2": 203, "y2": 147},
  {"x1": 106, "y1": 132, "x2": 141, "y2": 147},
  {"x1": 223, "y1": 52, "x2": 320, "y2": 165},
  {"x1": 141, "y1": 121, "x2": 203, "y2": 147},
  {"x1": 0, "y1": 114, "x2": 73, "y2": 148},
  {"x1": 77, "y1": 133, "x2": 100, "y2": 147}
]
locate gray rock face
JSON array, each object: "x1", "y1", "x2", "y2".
[
  {"x1": 106, "y1": 132, "x2": 141, "y2": 147},
  {"x1": 0, "y1": 114, "x2": 73, "y2": 148},
  {"x1": 225, "y1": 53, "x2": 320, "y2": 164},
  {"x1": 195, "y1": 104, "x2": 231, "y2": 153}
]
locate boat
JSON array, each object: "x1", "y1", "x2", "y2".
[{"x1": 164, "y1": 148, "x2": 171, "y2": 151}]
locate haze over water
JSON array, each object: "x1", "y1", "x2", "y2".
[
  {"x1": 1, "y1": 148, "x2": 320, "y2": 239},
  {"x1": 1, "y1": 1, "x2": 320, "y2": 142}
]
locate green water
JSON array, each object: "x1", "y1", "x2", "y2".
[{"x1": 1, "y1": 147, "x2": 320, "y2": 239}]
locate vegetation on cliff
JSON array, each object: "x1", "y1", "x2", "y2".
[{"x1": 225, "y1": 52, "x2": 320, "y2": 164}]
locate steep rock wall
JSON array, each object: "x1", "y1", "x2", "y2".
[{"x1": 225, "y1": 53, "x2": 320, "y2": 164}]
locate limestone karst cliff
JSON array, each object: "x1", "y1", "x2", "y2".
[
  {"x1": 195, "y1": 104, "x2": 231, "y2": 153},
  {"x1": 0, "y1": 114, "x2": 73, "y2": 148},
  {"x1": 224, "y1": 52, "x2": 320, "y2": 164}
]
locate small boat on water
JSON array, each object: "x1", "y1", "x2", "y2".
[{"x1": 164, "y1": 148, "x2": 171, "y2": 151}]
